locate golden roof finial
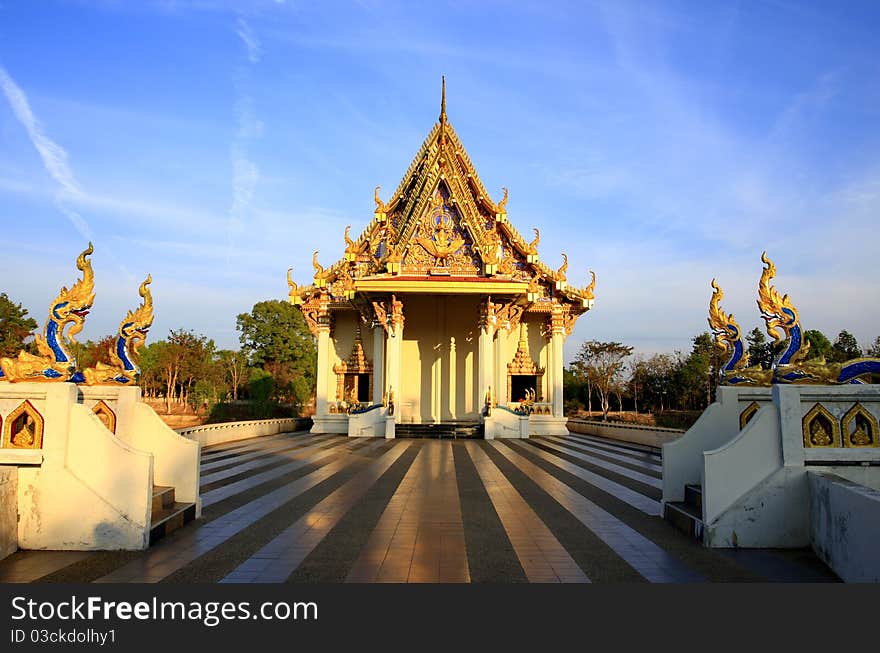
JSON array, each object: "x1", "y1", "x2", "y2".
[{"x1": 440, "y1": 75, "x2": 447, "y2": 125}]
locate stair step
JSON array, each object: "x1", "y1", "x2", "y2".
[
  {"x1": 664, "y1": 501, "x2": 703, "y2": 540},
  {"x1": 395, "y1": 423, "x2": 484, "y2": 439},
  {"x1": 149, "y1": 502, "x2": 197, "y2": 546},
  {"x1": 684, "y1": 484, "x2": 703, "y2": 512},
  {"x1": 151, "y1": 485, "x2": 175, "y2": 514}
]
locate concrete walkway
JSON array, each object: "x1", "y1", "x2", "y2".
[{"x1": 0, "y1": 433, "x2": 838, "y2": 583}]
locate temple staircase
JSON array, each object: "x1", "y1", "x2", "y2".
[
  {"x1": 150, "y1": 483, "x2": 197, "y2": 546},
  {"x1": 395, "y1": 422, "x2": 484, "y2": 439},
  {"x1": 664, "y1": 483, "x2": 704, "y2": 540}
]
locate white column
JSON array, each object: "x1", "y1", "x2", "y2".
[
  {"x1": 372, "y1": 326, "x2": 385, "y2": 405},
  {"x1": 477, "y1": 327, "x2": 493, "y2": 410},
  {"x1": 315, "y1": 325, "x2": 331, "y2": 418},
  {"x1": 551, "y1": 328, "x2": 564, "y2": 418},
  {"x1": 386, "y1": 325, "x2": 403, "y2": 423},
  {"x1": 494, "y1": 329, "x2": 507, "y2": 407},
  {"x1": 448, "y1": 336, "x2": 457, "y2": 419}
]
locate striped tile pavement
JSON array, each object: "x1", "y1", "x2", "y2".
[{"x1": 0, "y1": 432, "x2": 839, "y2": 583}]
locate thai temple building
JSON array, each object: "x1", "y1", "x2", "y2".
[{"x1": 289, "y1": 80, "x2": 595, "y2": 437}]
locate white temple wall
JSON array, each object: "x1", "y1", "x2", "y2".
[{"x1": 399, "y1": 295, "x2": 478, "y2": 423}]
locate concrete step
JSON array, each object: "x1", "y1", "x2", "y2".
[
  {"x1": 149, "y1": 502, "x2": 197, "y2": 546},
  {"x1": 664, "y1": 501, "x2": 703, "y2": 540},
  {"x1": 395, "y1": 422, "x2": 484, "y2": 439},
  {"x1": 151, "y1": 485, "x2": 175, "y2": 514},
  {"x1": 684, "y1": 484, "x2": 703, "y2": 513}
]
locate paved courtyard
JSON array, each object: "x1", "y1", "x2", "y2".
[{"x1": 0, "y1": 432, "x2": 837, "y2": 583}]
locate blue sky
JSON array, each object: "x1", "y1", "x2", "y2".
[{"x1": 1, "y1": 0, "x2": 879, "y2": 362}]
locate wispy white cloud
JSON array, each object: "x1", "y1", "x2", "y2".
[
  {"x1": 0, "y1": 65, "x2": 94, "y2": 241},
  {"x1": 236, "y1": 17, "x2": 262, "y2": 64}
]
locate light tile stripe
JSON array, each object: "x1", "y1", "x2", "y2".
[
  {"x1": 490, "y1": 441, "x2": 703, "y2": 583},
  {"x1": 200, "y1": 437, "x2": 338, "y2": 486},
  {"x1": 200, "y1": 433, "x2": 301, "y2": 460},
  {"x1": 346, "y1": 442, "x2": 469, "y2": 583},
  {"x1": 200, "y1": 434, "x2": 334, "y2": 472},
  {"x1": 221, "y1": 442, "x2": 411, "y2": 583},
  {"x1": 508, "y1": 441, "x2": 661, "y2": 516},
  {"x1": 533, "y1": 438, "x2": 663, "y2": 488},
  {"x1": 543, "y1": 435, "x2": 663, "y2": 473},
  {"x1": 94, "y1": 440, "x2": 388, "y2": 583},
  {"x1": 465, "y1": 442, "x2": 589, "y2": 583},
  {"x1": 200, "y1": 437, "x2": 354, "y2": 508},
  {"x1": 566, "y1": 433, "x2": 662, "y2": 462}
]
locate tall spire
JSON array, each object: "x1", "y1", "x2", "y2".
[
  {"x1": 438, "y1": 75, "x2": 447, "y2": 166},
  {"x1": 439, "y1": 75, "x2": 447, "y2": 125}
]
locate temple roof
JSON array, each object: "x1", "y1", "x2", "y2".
[{"x1": 290, "y1": 79, "x2": 595, "y2": 320}]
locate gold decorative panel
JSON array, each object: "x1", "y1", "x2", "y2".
[
  {"x1": 334, "y1": 328, "x2": 373, "y2": 403},
  {"x1": 802, "y1": 403, "x2": 840, "y2": 448},
  {"x1": 841, "y1": 403, "x2": 878, "y2": 448},
  {"x1": 2, "y1": 400, "x2": 45, "y2": 449},
  {"x1": 92, "y1": 400, "x2": 117, "y2": 434},
  {"x1": 739, "y1": 402, "x2": 761, "y2": 430}
]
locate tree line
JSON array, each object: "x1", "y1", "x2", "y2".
[
  {"x1": 565, "y1": 328, "x2": 880, "y2": 424},
  {"x1": 0, "y1": 293, "x2": 316, "y2": 421}
]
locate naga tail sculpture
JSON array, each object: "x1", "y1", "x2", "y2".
[
  {"x1": 708, "y1": 279, "x2": 770, "y2": 385},
  {"x1": 82, "y1": 275, "x2": 154, "y2": 386},
  {"x1": 0, "y1": 243, "x2": 95, "y2": 382},
  {"x1": 756, "y1": 252, "x2": 880, "y2": 384}
]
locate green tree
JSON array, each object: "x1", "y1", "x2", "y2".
[
  {"x1": 746, "y1": 328, "x2": 774, "y2": 370},
  {"x1": 803, "y1": 329, "x2": 833, "y2": 361},
  {"x1": 574, "y1": 341, "x2": 633, "y2": 421},
  {"x1": 831, "y1": 330, "x2": 862, "y2": 363},
  {"x1": 237, "y1": 299, "x2": 317, "y2": 400},
  {"x1": 0, "y1": 293, "x2": 38, "y2": 358},
  {"x1": 218, "y1": 349, "x2": 248, "y2": 401},
  {"x1": 867, "y1": 336, "x2": 880, "y2": 358}
]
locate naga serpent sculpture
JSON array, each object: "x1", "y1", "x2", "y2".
[
  {"x1": 82, "y1": 275, "x2": 154, "y2": 386},
  {"x1": 0, "y1": 243, "x2": 95, "y2": 382}
]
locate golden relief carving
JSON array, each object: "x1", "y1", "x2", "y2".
[
  {"x1": 405, "y1": 189, "x2": 479, "y2": 274},
  {"x1": 841, "y1": 403, "x2": 878, "y2": 448},
  {"x1": 739, "y1": 402, "x2": 761, "y2": 430},
  {"x1": 92, "y1": 400, "x2": 117, "y2": 434},
  {"x1": 802, "y1": 403, "x2": 841, "y2": 448},
  {"x1": 2, "y1": 400, "x2": 44, "y2": 449}
]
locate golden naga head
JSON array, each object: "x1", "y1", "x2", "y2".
[
  {"x1": 119, "y1": 274, "x2": 154, "y2": 358},
  {"x1": 51, "y1": 242, "x2": 96, "y2": 342},
  {"x1": 756, "y1": 252, "x2": 799, "y2": 343},
  {"x1": 529, "y1": 228, "x2": 540, "y2": 253},
  {"x1": 496, "y1": 187, "x2": 509, "y2": 212},
  {"x1": 708, "y1": 279, "x2": 741, "y2": 354},
  {"x1": 374, "y1": 185, "x2": 389, "y2": 213},
  {"x1": 557, "y1": 252, "x2": 568, "y2": 280},
  {"x1": 312, "y1": 251, "x2": 324, "y2": 276},
  {"x1": 344, "y1": 225, "x2": 354, "y2": 249},
  {"x1": 583, "y1": 270, "x2": 596, "y2": 300}
]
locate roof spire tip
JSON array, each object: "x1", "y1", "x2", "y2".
[{"x1": 440, "y1": 75, "x2": 447, "y2": 124}]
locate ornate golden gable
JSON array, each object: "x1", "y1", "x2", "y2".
[{"x1": 289, "y1": 79, "x2": 596, "y2": 328}]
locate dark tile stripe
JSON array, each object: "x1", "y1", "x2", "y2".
[
  {"x1": 199, "y1": 438, "x2": 360, "y2": 492},
  {"x1": 525, "y1": 440, "x2": 663, "y2": 500},
  {"x1": 451, "y1": 441, "x2": 528, "y2": 583},
  {"x1": 284, "y1": 442, "x2": 422, "y2": 582},
  {"x1": 200, "y1": 434, "x2": 336, "y2": 473},
  {"x1": 479, "y1": 442, "x2": 645, "y2": 583},
  {"x1": 542, "y1": 437, "x2": 663, "y2": 478},
  {"x1": 500, "y1": 441, "x2": 764, "y2": 582},
  {"x1": 161, "y1": 441, "x2": 397, "y2": 583},
  {"x1": 566, "y1": 433, "x2": 662, "y2": 461}
]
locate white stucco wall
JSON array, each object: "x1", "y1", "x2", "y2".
[
  {"x1": 0, "y1": 466, "x2": 17, "y2": 560},
  {"x1": 809, "y1": 471, "x2": 880, "y2": 582}
]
